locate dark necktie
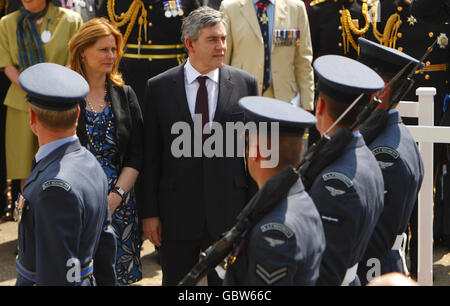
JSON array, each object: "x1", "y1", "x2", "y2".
[
  {"x1": 256, "y1": 0, "x2": 271, "y2": 93},
  {"x1": 195, "y1": 76, "x2": 209, "y2": 136}
]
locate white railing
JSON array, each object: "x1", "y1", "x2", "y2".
[{"x1": 397, "y1": 87, "x2": 450, "y2": 286}]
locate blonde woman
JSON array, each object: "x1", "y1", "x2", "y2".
[{"x1": 69, "y1": 17, "x2": 144, "y2": 285}]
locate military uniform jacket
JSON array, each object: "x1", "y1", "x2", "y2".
[
  {"x1": 221, "y1": 0, "x2": 315, "y2": 111},
  {"x1": 365, "y1": 0, "x2": 449, "y2": 124},
  {"x1": 307, "y1": 0, "x2": 367, "y2": 60},
  {"x1": 309, "y1": 132, "x2": 384, "y2": 286},
  {"x1": 16, "y1": 139, "x2": 117, "y2": 286},
  {"x1": 224, "y1": 178, "x2": 326, "y2": 286},
  {"x1": 358, "y1": 111, "x2": 424, "y2": 283}
]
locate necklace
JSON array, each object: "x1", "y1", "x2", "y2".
[
  {"x1": 85, "y1": 81, "x2": 113, "y2": 153},
  {"x1": 85, "y1": 83, "x2": 108, "y2": 114}
]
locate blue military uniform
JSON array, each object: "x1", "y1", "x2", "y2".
[
  {"x1": 224, "y1": 97, "x2": 326, "y2": 286},
  {"x1": 15, "y1": 63, "x2": 117, "y2": 286},
  {"x1": 309, "y1": 55, "x2": 385, "y2": 286},
  {"x1": 356, "y1": 37, "x2": 424, "y2": 284}
]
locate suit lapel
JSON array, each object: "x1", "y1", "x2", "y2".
[
  {"x1": 173, "y1": 64, "x2": 194, "y2": 126},
  {"x1": 213, "y1": 66, "x2": 234, "y2": 123},
  {"x1": 24, "y1": 140, "x2": 82, "y2": 190},
  {"x1": 240, "y1": 0, "x2": 263, "y2": 44},
  {"x1": 272, "y1": 0, "x2": 287, "y2": 52}
]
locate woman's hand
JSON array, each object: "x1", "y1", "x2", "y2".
[{"x1": 108, "y1": 192, "x2": 122, "y2": 215}]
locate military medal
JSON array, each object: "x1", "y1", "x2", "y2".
[
  {"x1": 437, "y1": 33, "x2": 449, "y2": 49},
  {"x1": 169, "y1": 1, "x2": 177, "y2": 17},
  {"x1": 256, "y1": 1, "x2": 270, "y2": 25},
  {"x1": 163, "y1": 2, "x2": 172, "y2": 18},
  {"x1": 176, "y1": 0, "x2": 184, "y2": 16},
  {"x1": 13, "y1": 193, "x2": 27, "y2": 223}
]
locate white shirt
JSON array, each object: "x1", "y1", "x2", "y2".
[{"x1": 184, "y1": 58, "x2": 220, "y2": 123}]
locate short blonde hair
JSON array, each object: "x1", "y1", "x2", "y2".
[
  {"x1": 69, "y1": 17, "x2": 124, "y2": 87},
  {"x1": 30, "y1": 104, "x2": 79, "y2": 130}
]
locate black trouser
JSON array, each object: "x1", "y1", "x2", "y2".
[{"x1": 159, "y1": 231, "x2": 222, "y2": 286}]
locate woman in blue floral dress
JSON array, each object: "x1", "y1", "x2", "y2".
[{"x1": 69, "y1": 18, "x2": 144, "y2": 285}]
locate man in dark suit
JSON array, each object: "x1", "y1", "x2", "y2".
[
  {"x1": 141, "y1": 6, "x2": 258, "y2": 286},
  {"x1": 15, "y1": 63, "x2": 116, "y2": 286}
]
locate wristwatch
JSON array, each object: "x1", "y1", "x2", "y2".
[{"x1": 112, "y1": 186, "x2": 126, "y2": 200}]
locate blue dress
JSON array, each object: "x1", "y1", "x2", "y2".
[{"x1": 85, "y1": 106, "x2": 142, "y2": 285}]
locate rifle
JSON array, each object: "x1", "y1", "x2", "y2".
[
  {"x1": 360, "y1": 38, "x2": 439, "y2": 146},
  {"x1": 178, "y1": 55, "x2": 407, "y2": 286},
  {"x1": 178, "y1": 93, "x2": 375, "y2": 286}
]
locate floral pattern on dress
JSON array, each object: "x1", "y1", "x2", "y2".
[{"x1": 85, "y1": 106, "x2": 142, "y2": 286}]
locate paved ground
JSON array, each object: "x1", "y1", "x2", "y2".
[{"x1": 0, "y1": 219, "x2": 448, "y2": 286}]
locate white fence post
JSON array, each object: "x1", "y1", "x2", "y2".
[
  {"x1": 416, "y1": 87, "x2": 436, "y2": 286},
  {"x1": 397, "y1": 87, "x2": 436, "y2": 286}
]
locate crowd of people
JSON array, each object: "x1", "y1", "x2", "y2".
[{"x1": 0, "y1": 0, "x2": 449, "y2": 286}]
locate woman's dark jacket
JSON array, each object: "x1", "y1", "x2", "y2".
[{"x1": 77, "y1": 82, "x2": 144, "y2": 172}]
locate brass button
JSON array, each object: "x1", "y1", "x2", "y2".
[
  {"x1": 338, "y1": 42, "x2": 342, "y2": 47},
  {"x1": 149, "y1": 5, "x2": 153, "y2": 9},
  {"x1": 148, "y1": 22, "x2": 152, "y2": 27},
  {"x1": 338, "y1": 25, "x2": 342, "y2": 30},
  {"x1": 148, "y1": 57, "x2": 152, "y2": 62},
  {"x1": 148, "y1": 40, "x2": 152, "y2": 44},
  {"x1": 425, "y1": 74, "x2": 430, "y2": 80},
  {"x1": 398, "y1": 46, "x2": 403, "y2": 52},
  {"x1": 397, "y1": 6, "x2": 403, "y2": 12},
  {"x1": 426, "y1": 61, "x2": 431, "y2": 66},
  {"x1": 397, "y1": 32, "x2": 402, "y2": 38},
  {"x1": 429, "y1": 32, "x2": 434, "y2": 38}
]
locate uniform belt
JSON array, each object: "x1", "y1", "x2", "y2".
[
  {"x1": 16, "y1": 260, "x2": 94, "y2": 283},
  {"x1": 416, "y1": 63, "x2": 448, "y2": 73},
  {"x1": 123, "y1": 53, "x2": 186, "y2": 61},
  {"x1": 124, "y1": 43, "x2": 185, "y2": 55},
  {"x1": 341, "y1": 263, "x2": 358, "y2": 286},
  {"x1": 392, "y1": 232, "x2": 409, "y2": 276},
  {"x1": 392, "y1": 233, "x2": 407, "y2": 251}
]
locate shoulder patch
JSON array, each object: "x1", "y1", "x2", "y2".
[
  {"x1": 372, "y1": 147, "x2": 399, "y2": 169},
  {"x1": 372, "y1": 147, "x2": 399, "y2": 159},
  {"x1": 322, "y1": 172, "x2": 353, "y2": 188},
  {"x1": 42, "y1": 179, "x2": 71, "y2": 192},
  {"x1": 260, "y1": 223, "x2": 294, "y2": 239}
]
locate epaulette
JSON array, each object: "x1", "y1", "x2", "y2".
[{"x1": 309, "y1": 0, "x2": 329, "y2": 7}]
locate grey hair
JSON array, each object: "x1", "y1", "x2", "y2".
[{"x1": 181, "y1": 6, "x2": 227, "y2": 44}]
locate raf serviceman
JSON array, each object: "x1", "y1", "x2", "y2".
[
  {"x1": 356, "y1": 38, "x2": 424, "y2": 285},
  {"x1": 309, "y1": 55, "x2": 385, "y2": 286},
  {"x1": 98, "y1": 0, "x2": 201, "y2": 110},
  {"x1": 366, "y1": 0, "x2": 450, "y2": 276},
  {"x1": 15, "y1": 63, "x2": 117, "y2": 286},
  {"x1": 224, "y1": 96, "x2": 326, "y2": 286}
]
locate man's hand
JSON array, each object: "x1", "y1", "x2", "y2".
[{"x1": 142, "y1": 217, "x2": 162, "y2": 247}]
